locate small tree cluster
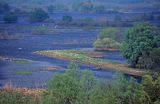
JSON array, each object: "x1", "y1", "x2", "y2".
[
  {"x1": 94, "y1": 27, "x2": 122, "y2": 49},
  {"x1": 121, "y1": 23, "x2": 160, "y2": 69},
  {"x1": 42, "y1": 63, "x2": 160, "y2": 104}
]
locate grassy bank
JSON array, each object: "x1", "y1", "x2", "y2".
[{"x1": 34, "y1": 50, "x2": 144, "y2": 76}]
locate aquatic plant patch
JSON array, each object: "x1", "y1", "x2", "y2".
[
  {"x1": 15, "y1": 71, "x2": 33, "y2": 75},
  {"x1": 13, "y1": 59, "x2": 29, "y2": 64}
]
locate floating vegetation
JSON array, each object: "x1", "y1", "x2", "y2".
[
  {"x1": 15, "y1": 72, "x2": 33, "y2": 75},
  {"x1": 13, "y1": 59, "x2": 29, "y2": 65}
]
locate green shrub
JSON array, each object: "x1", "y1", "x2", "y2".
[
  {"x1": 94, "y1": 38, "x2": 121, "y2": 49},
  {"x1": 42, "y1": 63, "x2": 160, "y2": 104},
  {"x1": 93, "y1": 27, "x2": 123, "y2": 49},
  {"x1": 0, "y1": 91, "x2": 39, "y2": 104}
]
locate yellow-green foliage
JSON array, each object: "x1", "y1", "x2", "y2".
[
  {"x1": 32, "y1": 26, "x2": 56, "y2": 35},
  {"x1": 94, "y1": 38, "x2": 121, "y2": 48},
  {"x1": 94, "y1": 27, "x2": 123, "y2": 49},
  {"x1": 0, "y1": 91, "x2": 40, "y2": 104}
]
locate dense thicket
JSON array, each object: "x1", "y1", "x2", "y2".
[
  {"x1": 121, "y1": 23, "x2": 160, "y2": 69},
  {"x1": 94, "y1": 27, "x2": 123, "y2": 49}
]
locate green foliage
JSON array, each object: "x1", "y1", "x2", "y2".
[
  {"x1": 29, "y1": 8, "x2": 49, "y2": 22},
  {"x1": 1, "y1": 63, "x2": 160, "y2": 104},
  {"x1": 94, "y1": 27, "x2": 122, "y2": 49},
  {"x1": 32, "y1": 26, "x2": 56, "y2": 35},
  {"x1": 62, "y1": 15, "x2": 73, "y2": 22},
  {"x1": 43, "y1": 62, "x2": 96, "y2": 104},
  {"x1": 141, "y1": 74, "x2": 160, "y2": 103},
  {"x1": 0, "y1": 91, "x2": 39, "y2": 104},
  {"x1": 3, "y1": 13, "x2": 18, "y2": 23},
  {"x1": 150, "y1": 48, "x2": 160, "y2": 68},
  {"x1": 43, "y1": 63, "x2": 160, "y2": 104},
  {"x1": 13, "y1": 59, "x2": 29, "y2": 64},
  {"x1": 94, "y1": 38, "x2": 121, "y2": 49},
  {"x1": 121, "y1": 23, "x2": 160, "y2": 69},
  {"x1": 15, "y1": 71, "x2": 32, "y2": 75}
]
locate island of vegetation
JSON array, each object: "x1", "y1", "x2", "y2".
[{"x1": 34, "y1": 50, "x2": 144, "y2": 76}]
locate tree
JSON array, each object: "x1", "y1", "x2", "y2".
[
  {"x1": 62, "y1": 15, "x2": 73, "y2": 22},
  {"x1": 3, "y1": 13, "x2": 18, "y2": 23},
  {"x1": 94, "y1": 38, "x2": 121, "y2": 49},
  {"x1": 29, "y1": 8, "x2": 49, "y2": 22},
  {"x1": 43, "y1": 62, "x2": 96, "y2": 104},
  {"x1": 93, "y1": 27, "x2": 122, "y2": 49},
  {"x1": 121, "y1": 23, "x2": 160, "y2": 69}
]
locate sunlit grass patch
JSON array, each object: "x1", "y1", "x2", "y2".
[
  {"x1": 13, "y1": 59, "x2": 29, "y2": 64},
  {"x1": 15, "y1": 71, "x2": 33, "y2": 75}
]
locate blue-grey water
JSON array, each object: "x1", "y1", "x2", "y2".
[{"x1": 0, "y1": 12, "x2": 142, "y2": 88}]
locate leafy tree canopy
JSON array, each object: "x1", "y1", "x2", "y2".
[{"x1": 121, "y1": 23, "x2": 160, "y2": 69}]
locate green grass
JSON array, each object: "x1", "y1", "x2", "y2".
[
  {"x1": 0, "y1": 91, "x2": 40, "y2": 104},
  {"x1": 15, "y1": 71, "x2": 33, "y2": 75},
  {"x1": 13, "y1": 59, "x2": 29, "y2": 64}
]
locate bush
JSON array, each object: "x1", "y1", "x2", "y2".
[
  {"x1": 43, "y1": 62, "x2": 96, "y2": 104},
  {"x1": 151, "y1": 48, "x2": 160, "y2": 68},
  {"x1": 29, "y1": 8, "x2": 49, "y2": 22},
  {"x1": 3, "y1": 13, "x2": 18, "y2": 23},
  {"x1": 93, "y1": 27, "x2": 123, "y2": 49},
  {"x1": 94, "y1": 38, "x2": 121, "y2": 49},
  {"x1": 121, "y1": 23, "x2": 160, "y2": 69},
  {"x1": 42, "y1": 63, "x2": 160, "y2": 104},
  {"x1": 0, "y1": 91, "x2": 39, "y2": 104}
]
